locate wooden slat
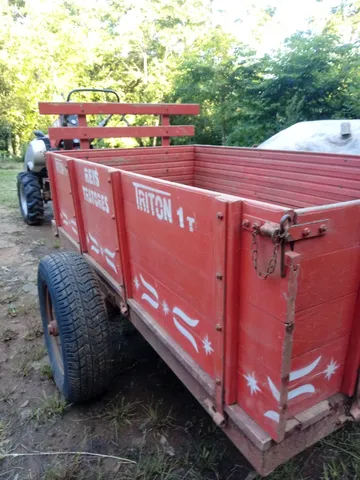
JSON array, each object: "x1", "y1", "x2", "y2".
[
  {"x1": 48, "y1": 125, "x2": 194, "y2": 140},
  {"x1": 39, "y1": 102, "x2": 200, "y2": 115},
  {"x1": 195, "y1": 145, "x2": 360, "y2": 168},
  {"x1": 63, "y1": 145, "x2": 195, "y2": 158}
]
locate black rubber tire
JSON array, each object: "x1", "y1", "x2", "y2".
[
  {"x1": 38, "y1": 251, "x2": 114, "y2": 403},
  {"x1": 17, "y1": 171, "x2": 44, "y2": 225}
]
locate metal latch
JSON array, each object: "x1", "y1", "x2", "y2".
[{"x1": 243, "y1": 214, "x2": 328, "y2": 279}]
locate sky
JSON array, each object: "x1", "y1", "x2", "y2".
[{"x1": 212, "y1": 0, "x2": 340, "y2": 53}]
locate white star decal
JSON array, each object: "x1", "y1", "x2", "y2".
[
  {"x1": 202, "y1": 335, "x2": 214, "y2": 355},
  {"x1": 243, "y1": 372, "x2": 261, "y2": 395},
  {"x1": 133, "y1": 276, "x2": 140, "y2": 290},
  {"x1": 324, "y1": 358, "x2": 339, "y2": 381},
  {"x1": 162, "y1": 300, "x2": 170, "y2": 315}
]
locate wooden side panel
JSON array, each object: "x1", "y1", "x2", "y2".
[
  {"x1": 120, "y1": 172, "x2": 227, "y2": 385},
  {"x1": 56, "y1": 147, "x2": 196, "y2": 186},
  {"x1": 47, "y1": 154, "x2": 79, "y2": 244},
  {"x1": 293, "y1": 204, "x2": 360, "y2": 398},
  {"x1": 73, "y1": 159, "x2": 124, "y2": 287},
  {"x1": 194, "y1": 146, "x2": 360, "y2": 208},
  {"x1": 235, "y1": 204, "x2": 298, "y2": 441}
]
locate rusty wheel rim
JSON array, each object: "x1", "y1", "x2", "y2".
[{"x1": 45, "y1": 287, "x2": 64, "y2": 375}]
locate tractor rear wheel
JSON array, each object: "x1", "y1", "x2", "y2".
[
  {"x1": 38, "y1": 251, "x2": 115, "y2": 402},
  {"x1": 17, "y1": 171, "x2": 44, "y2": 225}
]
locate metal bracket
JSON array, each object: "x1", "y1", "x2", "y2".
[
  {"x1": 243, "y1": 215, "x2": 328, "y2": 278},
  {"x1": 204, "y1": 398, "x2": 226, "y2": 427},
  {"x1": 242, "y1": 215, "x2": 328, "y2": 241}
]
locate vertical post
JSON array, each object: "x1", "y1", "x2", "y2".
[
  {"x1": 111, "y1": 170, "x2": 133, "y2": 299},
  {"x1": 276, "y1": 251, "x2": 300, "y2": 441},
  {"x1": 224, "y1": 199, "x2": 242, "y2": 405},
  {"x1": 161, "y1": 114, "x2": 170, "y2": 147},
  {"x1": 46, "y1": 153, "x2": 61, "y2": 228},
  {"x1": 67, "y1": 159, "x2": 87, "y2": 252},
  {"x1": 78, "y1": 114, "x2": 90, "y2": 149},
  {"x1": 213, "y1": 197, "x2": 228, "y2": 415}
]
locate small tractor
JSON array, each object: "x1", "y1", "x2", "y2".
[{"x1": 17, "y1": 88, "x2": 120, "y2": 225}]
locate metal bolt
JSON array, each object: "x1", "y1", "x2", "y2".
[
  {"x1": 217, "y1": 212, "x2": 224, "y2": 220},
  {"x1": 216, "y1": 324, "x2": 222, "y2": 331},
  {"x1": 252, "y1": 222, "x2": 260, "y2": 230},
  {"x1": 216, "y1": 273, "x2": 223, "y2": 280},
  {"x1": 112, "y1": 214, "x2": 115, "y2": 219},
  {"x1": 108, "y1": 178, "x2": 111, "y2": 183},
  {"x1": 242, "y1": 219, "x2": 250, "y2": 227},
  {"x1": 302, "y1": 228, "x2": 311, "y2": 237},
  {"x1": 319, "y1": 224, "x2": 327, "y2": 234},
  {"x1": 215, "y1": 378, "x2": 221, "y2": 385}
]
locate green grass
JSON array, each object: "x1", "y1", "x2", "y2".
[
  {"x1": 0, "y1": 169, "x2": 20, "y2": 208},
  {"x1": 102, "y1": 396, "x2": 138, "y2": 439},
  {"x1": 142, "y1": 399, "x2": 175, "y2": 433},
  {"x1": 32, "y1": 392, "x2": 68, "y2": 422}
]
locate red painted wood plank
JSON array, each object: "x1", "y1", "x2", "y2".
[
  {"x1": 294, "y1": 203, "x2": 360, "y2": 260},
  {"x1": 49, "y1": 154, "x2": 79, "y2": 243},
  {"x1": 195, "y1": 176, "x2": 314, "y2": 208},
  {"x1": 130, "y1": 261, "x2": 218, "y2": 378},
  {"x1": 195, "y1": 173, "x2": 334, "y2": 207},
  {"x1": 195, "y1": 160, "x2": 360, "y2": 193},
  {"x1": 92, "y1": 153, "x2": 195, "y2": 165},
  {"x1": 195, "y1": 165, "x2": 360, "y2": 203},
  {"x1": 293, "y1": 294, "x2": 356, "y2": 358},
  {"x1": 161, "y1": 114, "x2": 170, "y2": 147},
  {"x1": 39, "y1": 102, "x2": 200, "y2": 115},
  {"x1": 342, "y1": 288, "x2": 360, "y2": 396},
  {"x1": 46, "y1": 154, "x2": 61, "y2": 228},
  {"x1": 195, "y1": 152, "x2": 360, "y2": 182},
  {"x1": 49, "y1": 126, "x2": 195, "y2": 140},
  {"x1": 77, "y1": 114, "x2": 90, "y2": 149},
  {"x1": 194, "y1": 145, "x2": 360, "y2": 168},
  {"x1": 66, "y1": 145, "x2": 195, "y2": 159},
  {"x1": 296, "y1": 246, "x2": 360, "y2": 311},
  {"x1": 73, "y1": 160, "x2": 124, "y2": 285}
]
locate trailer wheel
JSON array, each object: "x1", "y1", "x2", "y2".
[
  {"x1": 17, "y1": 172, "x2": 44, "y2": 225},
  {"x1": 38, "y1": 251, "x2": 114, "y2": 402}
]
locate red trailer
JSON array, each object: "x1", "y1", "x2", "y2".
[{"x1": 37, "y1": 102, "x2": 360, "y2": 476}]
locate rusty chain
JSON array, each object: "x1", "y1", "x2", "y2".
[
  {"x1": 251, "y1": 214, "x2": 291, "y2": 280},
  {"x1": 251, "y1": 230, "x2": 281, "y2": 279}
]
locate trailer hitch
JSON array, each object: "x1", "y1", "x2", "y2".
[{"x1": 251, "y1": 214, "x2": 291, "y2": 279}]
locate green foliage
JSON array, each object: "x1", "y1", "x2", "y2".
[{"x1": 0, "y1": 0, "x2": 359, "y2": 153}]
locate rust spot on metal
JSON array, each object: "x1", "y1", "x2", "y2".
[{"x1": 285, "y1": 323, "x2": 294, "y2": 333}]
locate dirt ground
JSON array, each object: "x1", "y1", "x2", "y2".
[{"x1": 1, "y1": 168, "x2": 360, "y2": 480}]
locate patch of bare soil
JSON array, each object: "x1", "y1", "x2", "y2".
[{"x1": 0, "y1": 206, "x2": 253, "y2": 480}]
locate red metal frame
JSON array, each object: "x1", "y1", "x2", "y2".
[{"x1": 47, "y1": 144, "x2": 360, "y2": 476}]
